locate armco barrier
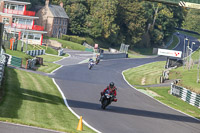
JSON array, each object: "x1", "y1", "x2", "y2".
[
  {"x1": 100, "y1": 53, "x2": 127, "y2": 59},
  {"x1": 26, "y1": 49, "x2": 45, "y2": 56},
  {"x1": 85, "y1": 48, "x2": 94, "y2": 52},
  {"x1": 171, "y1": 83, "x2": 200, "y2": 108}
]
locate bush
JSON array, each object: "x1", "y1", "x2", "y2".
[
  {"x1": 62, "y1": 35, "x2": 70, "y2": 41},
  {"x1": 85, "y1": 37, "x2": 95, "y2": 46},
  {"x1": 61, "y1": 35, "x2": 86, "y2": 44}
]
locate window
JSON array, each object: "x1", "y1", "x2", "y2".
[
  {"x1": 19, "y1": 18, "x2": 25, "y2": 24},
  {"x1": 34, "y1": 34, "x2": 41, "y2": 40},
  {"x1": 12, "y1": 18, "x2": 16, "y2": 23},
  {"x1": 26, "y1": 19, "x2": 32, "y2": 25},
  {"x1": 55, "y1": 19, "x2": 57, "y2": 24},
  {"x1": 10, "y1": 4, "x2": 16, "y2": 10},
  {"x1": 3, "y1": 18, "x2": 9, "y2": 24},
  {"x1": 23, "y1": 34, "x2": 27, "y2": 39},
  {"x1": 18, "y1": 5, "x2": 24, "y2": 11},
  {"x1": 60, "y1": 19, "x2": 62, "y2": 25},
  {"x1": 28, "y1": 34, "x2": 34, "y2": 39}
]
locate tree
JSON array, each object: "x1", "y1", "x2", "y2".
[
  {"x1": 86, "y1": 0, "x2": 119, "y2": 40},
  {"x1": 117, "y1": 0, "x2": 147, "y2": 48},
  {"x1": 143, "y1": 2, "x2": 185, "y2": 47},
  {"x1": 66, "y1": 3, "x2": 88, "y2": 35},
  {"x1": 182, "y1": 9, "x2": 200, "y2": 34}
]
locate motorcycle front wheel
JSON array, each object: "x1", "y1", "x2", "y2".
[{"x1": 101, "y1": 99, "x2": 108, "y2": 109}]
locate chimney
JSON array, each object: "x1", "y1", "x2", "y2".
[
  {"x1": 45, "y1": 0, "x2": 49, "y2": 6},
  {"x1": 60, "y1": 2, "x2": 63, "y2": 8}
]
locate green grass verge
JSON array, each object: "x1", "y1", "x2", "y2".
[
  {"x1": 0, "y1": 67, "x2": 94, "y2": 133},
  {"x1": 169, "y1": 64, "x2": 200, "y2": 94},
  {"x1": 38, "y1": 55, "x2": 63, "y2": 62},
  {"x1": 6, "y1": 49, "x2": 62, "y2": 73},
  {"x1": 167, "y1": 35, "x2": 179, "y2": 50},
  {"x1": 50, "y1": 38, "x2": 86, "y2": 51},
  {"x1": 16, "y1": 42, "x2": 58, "y2": 55},
  {"x1": 128, "y1": 50, "x2": 147, "y2": 58},
  {"x1": 137, "y1": 87, "x2": 200, "y2": 119},
  {"x1": 123, "y1": 61, "x2": 200, "y2": 119},
  {"x1": 123, "y1": 61, "x2": 166, "y2": 85},
  {"x1": 6, "y1": 49, "x2": 33, "y2": 65},
  {"x1": 131, "y1": 47, "x2": 153, "y2": 55},
  {"x1": 36, "y1": 55, "x2": 62, "y2": 73}
]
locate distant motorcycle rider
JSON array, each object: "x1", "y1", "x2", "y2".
[
  {"x1": 100, "y1": 82, "x2": 117, "y2": 102},
  {"x1": 96, "y1": 55, "x2": 100, "y2": 64}
]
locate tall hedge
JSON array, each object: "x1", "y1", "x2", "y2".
[{"x1": 62, "y1": 35, "x2": 86, "y2": 44}]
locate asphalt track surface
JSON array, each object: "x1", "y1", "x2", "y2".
[{"x1": 0, "y1": 33, "x2": 199, "y2": 132}]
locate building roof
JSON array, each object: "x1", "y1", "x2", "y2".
[{"x1": 48, "y1": 5, "x2": 69, "y2": 19}]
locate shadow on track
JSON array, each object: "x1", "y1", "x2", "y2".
[{"x1": 67, "y1": 99, "x2": 200, "y2": 124}]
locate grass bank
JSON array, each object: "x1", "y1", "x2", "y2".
[
  {"x1": 128, "y1": 50, "x2": 148, "y2": 58},
  {"x1": 16, "y1": 42, "x2": 58, "y2": 55},
  {"x1": 123, "y1": 61, "x2": 166, "y2": 85},
  {"x1": 169, "y1": 64, "x2": 200, "y2": 94},
  {"x1": 123, "y1": 61, "x2": 200, "y2": 119},
  {"x1": 6, "y1": 49, "x2": 63, "y2": 73},
  {"x1": 6, "y1": 49, "x2": 33, "y2": 65},
  {"x1": 37, "y1": 54, "x2": 62, "y2": 73},
  {"x1": 51, "y1": 38, "x2": 86, "y2": 51},
  {"x1": 0, "y1": 67, "x2": 94, "y2": 133}
]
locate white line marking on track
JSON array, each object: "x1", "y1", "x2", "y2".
[
  {"x1": 51, "y1": 56, "x2": 101, "y2": 133},
  {"x1": 52, "y1": 78, "x2": 102, "y2": 133}
]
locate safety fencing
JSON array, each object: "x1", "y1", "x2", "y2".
[
  {"x1": 100, "y1": 53, "x2": 127, "y2": 59},
  {"x1": 6, "y1": 55, "x2": 22, "y2": 68},
  {"x1": 171, "y1": 83, "x2": 200, "y2": 108},
  {"x1": 26, "y1": 49, "x2": 45, "y2": 56},
  {"x1": 85, "y1": 48, "x2": 94, "y2": 52}
]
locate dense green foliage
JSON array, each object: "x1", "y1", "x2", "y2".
[
  {"x1": 182, "y1": 9, "x2": 200, "y2": 34},
  {"x1": 25, "y1": 0, "x2": 194, "y2": 49},
  {"x1": 62, "y1": 35, "x2": 86, "y2": 44}
]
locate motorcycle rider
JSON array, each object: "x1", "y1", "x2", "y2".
[
  {"x1": 89, "y1": 58, "x2": 95, "y2": 63},
  {"x1": 96, "y1": 55, "x2": 100, "y2": 64},
  {"x1": 100, "y1": 82, "x2": 117, "y2": 102}
]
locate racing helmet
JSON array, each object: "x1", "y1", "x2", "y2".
[{"x1": 109, "y1": 82, "x2": 114, "y2": 88}]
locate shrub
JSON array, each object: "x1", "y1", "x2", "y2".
[
  {"x1": 85, "y1": 37, "x2": 95, "y2": 46},
  {"x1": 62, "y1": 35, "x2": 70, "y2": 41},
  {"x1": 62, "y1": 35, "x2": 86, "y2": 44}
]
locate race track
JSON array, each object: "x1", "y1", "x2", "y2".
[{"x1": 53, "y1": 47, "x2": 200, "y2": 132}]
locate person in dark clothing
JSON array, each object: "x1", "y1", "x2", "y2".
[{"x1": 100, "y1": 82, "x2": 117, "y2": 102}]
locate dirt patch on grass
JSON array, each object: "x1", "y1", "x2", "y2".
[{"x1": 141, "y1": 77, "x2": 146, "y2": 85}]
